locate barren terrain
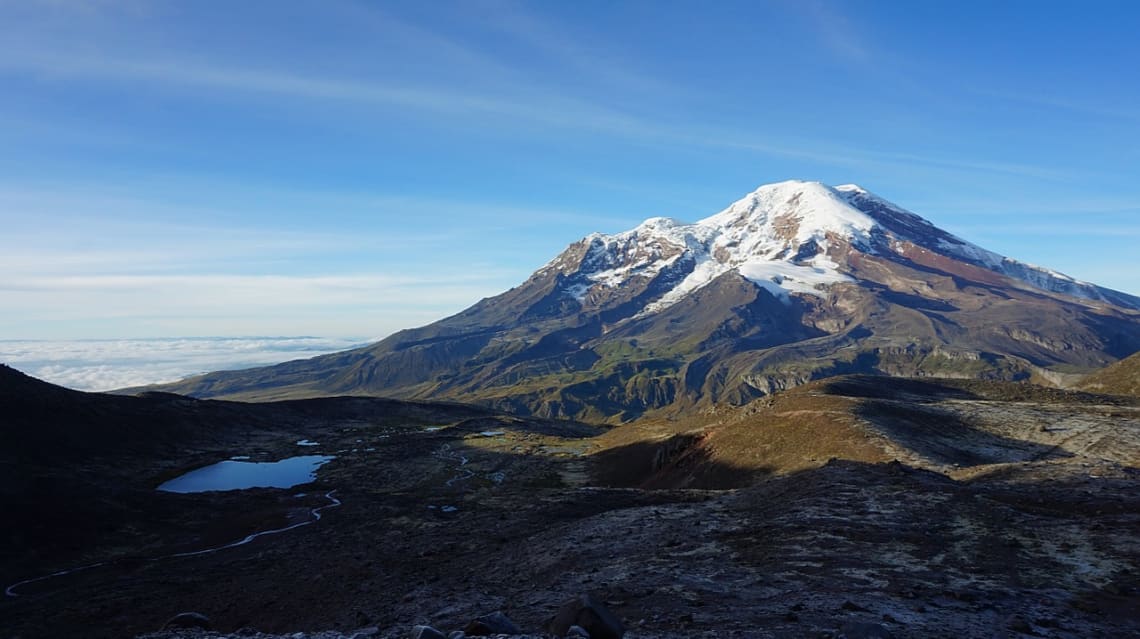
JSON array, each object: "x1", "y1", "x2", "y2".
[{"x1": 2, "y1": 369, "x2": 1138, "y2": 638}]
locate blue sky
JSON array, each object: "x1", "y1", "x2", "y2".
[{"x1": 2, "y1": 0, "x2": 1138, "y2": 340}]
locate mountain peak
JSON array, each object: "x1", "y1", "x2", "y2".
[
  {"x1": 701, "y1": 179, "x2": 878, "y2": 250},
  {"x1": 541, "y1": 180, "x2": 1140, "y2": 315}
]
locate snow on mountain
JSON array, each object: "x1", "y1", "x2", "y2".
[
  {"x1": 703, "y1": 180, "x2": 877, "y2": 249},
  {"x1": 545, "y1": 180, "x2": 1139, "y2": 314},
  {"x1": 151, "y1": 180, "x2": 1140, "y2": 417},
  {"x1": 833, "y1": 183, "x2": 1139, "y2": 307}
]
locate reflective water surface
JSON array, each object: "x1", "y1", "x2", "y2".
[{"x1": 157, "y1": 455, "x2": 335, "y2": 493}]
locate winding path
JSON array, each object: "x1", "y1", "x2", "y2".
[{"x1": 5, "y1": 490, "x2": 341, "y2": 598}]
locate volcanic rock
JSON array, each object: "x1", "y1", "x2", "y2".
[
  {"x1": 546, "y1": 594, "x2": 624, "y2": 639},
  {"x1": 462, "y1": 611, "x2": 521, "y2": 636},
  {"x1": 162, "y1": 612, "x2": 211, "y2": 630}
]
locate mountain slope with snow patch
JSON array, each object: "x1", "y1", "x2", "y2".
[
  {"x1": 541, "y1": 180, "x2": 1139, "y2": 316},
  {"x1": 152, "y1": 180, "x2": 1140, "y2": 421}
]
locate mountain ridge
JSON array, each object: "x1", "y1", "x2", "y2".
[{"x1": 147, "y1": 181, "x2": 1140, "y2": 420}]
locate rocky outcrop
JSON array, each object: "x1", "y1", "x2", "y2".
[
  {"x1": 162, "y1": 613, "x2": 212, "y2": 631},
  {"x1": 546, "y1": 595, "x2": 624, "y2": 639},
  {"x1": 837, "y1": 621, "x2": 894, "y2": 638},
  {"x1": 138, "y1": 606, "x2": 604, "y2": 639},
  {"x1": 408, "y1": 625, "x2": 446, "y2": 639},
  {"x1": 462, "y1": 611, "x2": 523, "y2": 636}
]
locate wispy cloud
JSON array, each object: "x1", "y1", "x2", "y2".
[
  {"x1": 0, "y1": 13, "x2": 1070, "y2": 185},
  {"x1": 4, "y1": 0, "x2": 1133, "y2": 344},
  {"x1": 317, "y1": 0, "x2": 524, "y2": 84},
  {"x1": 0, "y1": 206, "x2": 458, "y2": 280},
  {"x1": 859, "y1": 150, "x2": 1074, "y2": 182},
  {"x1": 915, "y1": 197, "x2": 1140, "y2": 217},
  {"x1": 0, "y1": 181, "x2": 628, "y2": 243},
  {"x1": 466, "y1": 0, "x2": 675, "y2": 97},
  {"x1": 0, "y1": 273, "x2": 514, "y2": 323},
  {"x1": 0, "y1": 46, "x2": 657, "y2": 138},
  {"x1": 798, "y1": 0, "x2": 872, "y2": 64},
  {"x1": 982, "y1": 88, "x2": 1140, "y2": 123},
  {"x1": 0, "y1": 174, "x2": 635, "y2": 340},
  {"x1": 0, "y1": 0, "x2": 676, "y2": 139},
  {"x1": 697, "y1": 134, "x2": 1074, "y2": 181},
  {"x1": 947, "y1": 223, "x2": 1140, "y2": 238}
]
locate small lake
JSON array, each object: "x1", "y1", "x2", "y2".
[{"x1": 157, "y1": 455, "x2": 335, "y2": 493}]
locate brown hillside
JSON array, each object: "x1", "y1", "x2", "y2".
[
  {"x1": 592, "y1": 375, "x2": 1140, "y2": 489},
  {"x1": 1077, "y1": 350, "x2": 1140, "y2": 397}
]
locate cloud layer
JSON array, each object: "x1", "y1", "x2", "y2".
[{"x1": 1, "y1": 336, "x2": 366, "y2": 391}]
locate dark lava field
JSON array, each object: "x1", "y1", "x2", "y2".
[{"x1": 1, "y1": 367, "x2": 1138, "y2": 638}]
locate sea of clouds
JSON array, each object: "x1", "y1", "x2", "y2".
[{"x1": 0, "y1": 336, "x2": 368, "y2": 392}]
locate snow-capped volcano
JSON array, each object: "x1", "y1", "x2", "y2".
[
  {"x1": 541, "y1": 180, "x2": 1139, "y2": 315},
  {"x1": 156, "y1": 180, "x2": 1140, "y2": 422}
]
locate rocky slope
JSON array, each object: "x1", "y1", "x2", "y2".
[
  {"x1": 594, "y1": 375, "x2": 1140, "y2": 489},
  {"x1": 150, "y1": 181, "x2": 1140, "y2": 421},
  {"x1": 1077, "y1": 350, "x2": 1140, "y2": 397}
]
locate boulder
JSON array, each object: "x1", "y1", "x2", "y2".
[
  {"x1": 409, "y1": 625, "x2": 447, "y2": 639},
  {"x1": 567, "y1": 625, "x2": 591, "y2": 638},
  {"x1": 838, "y1": 621, "x2": 894, "y2": 639},
  {"x1": 463, "y1": 611, "x2": 522, "y2": 636},
  {"x1": 162, "y1": 612, "x2": 211, "y2": 630},
  {"x1": 547, "y1": 594, "x2": 624, "y2": 639}
]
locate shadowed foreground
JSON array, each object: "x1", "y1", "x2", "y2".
[{"x1": 2, "y1": 367, "x2": 1137, "y2": 638}]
